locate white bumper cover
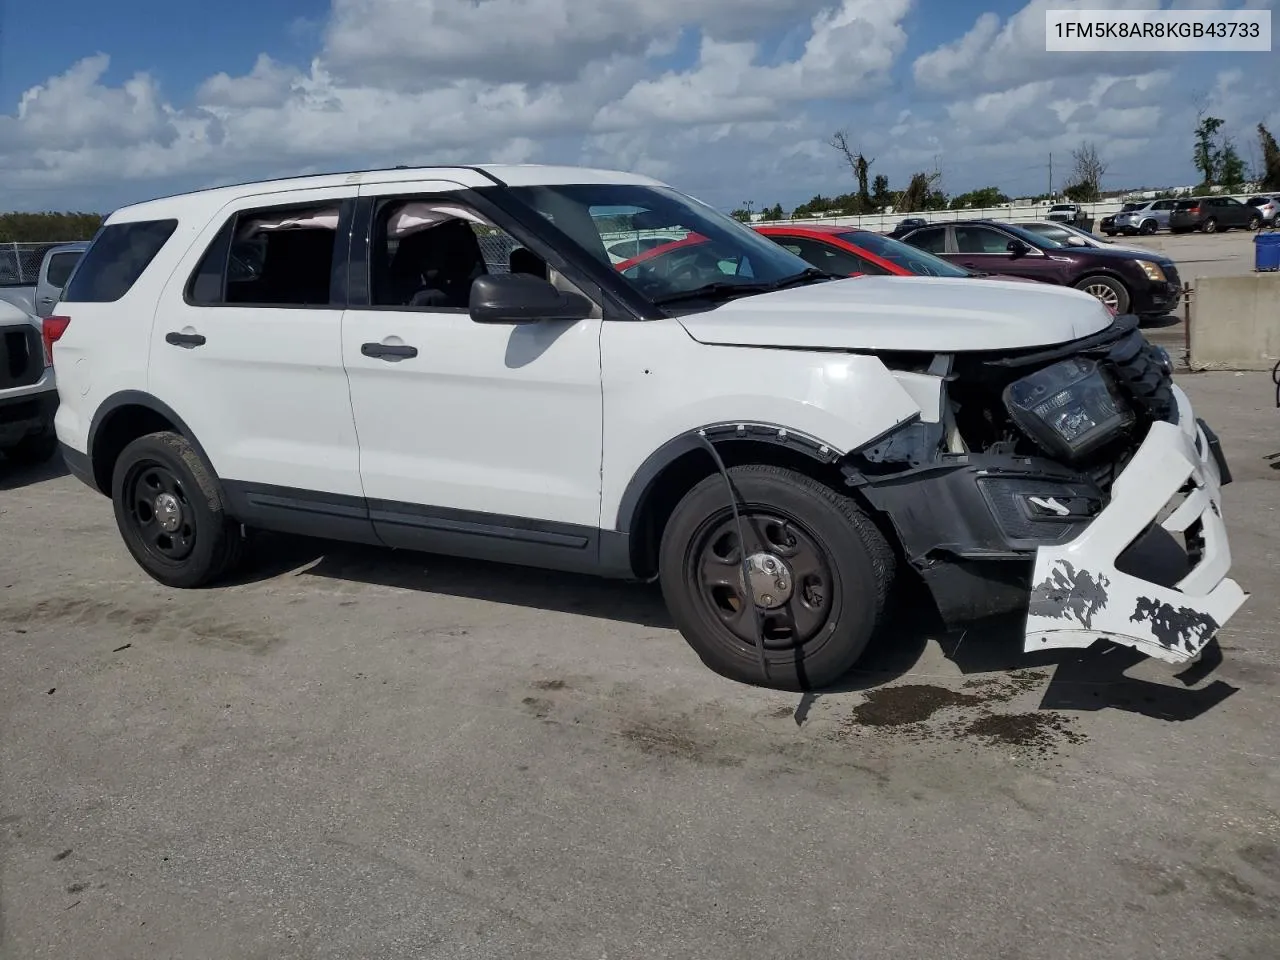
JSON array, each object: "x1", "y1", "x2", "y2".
[{"x1": 1023, "y1": 384, "x2": 1247, "y2": 662}]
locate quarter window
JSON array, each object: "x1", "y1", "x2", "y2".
[{"x1": 62, "y1": 219, "x2": 178, "y2": 303}]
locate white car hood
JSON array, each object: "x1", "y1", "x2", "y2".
[{"x1": 675, "y1": 275, "x2": 1115, "y2": 352}]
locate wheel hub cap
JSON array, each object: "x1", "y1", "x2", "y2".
[
  {"x1": 153, "y1": 492, "x2": 182, "y2": 533},
  {"x1": 742, "y1": 552, "x2": 793, "y2": 608}
]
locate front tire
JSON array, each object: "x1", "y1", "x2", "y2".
[
  {"x1": 658, "y1": 464, "x2": 894, "y2": 691},
  {"x1": 1247, "y1": 215, "x2": 1261, "y2": 231},
  {"x1": 1075, "y1": 274, "x2": 1131, "y2": 315},
  {"x1": 111, "y1": 431, "x2": 244, "y2": 588}
]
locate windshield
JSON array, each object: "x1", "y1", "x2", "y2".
[
  {"x1": 1021, "y1": 222, "x2": 1074, "y2": 242},
  {"x1": 1049, "y1": 204, "x2": 1075, "y2": 212},
  {"x1": 838, "y1": 231, "x2": 970, "y2": 277},
  {"x1": 500, "y1": 184, "x2": 819, "y2": 305}
]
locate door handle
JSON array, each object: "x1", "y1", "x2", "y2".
[
  {"x1": 165, "y1": 331, "x2": 206, "y2": 348},
  {"x1": 361, "y1": 342, "x2": 418, "y2": 361},
  {"x1": 38, "y1": 296, "x2": 54, "y2": 304}
]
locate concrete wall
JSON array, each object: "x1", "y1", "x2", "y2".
[{"x1": 1189, "y1": 273, "x2": 1280, "y2": 371}]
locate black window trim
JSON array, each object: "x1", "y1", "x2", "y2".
[{"x1": 182, "y1": 197, "x2": 355, "y2": 311}]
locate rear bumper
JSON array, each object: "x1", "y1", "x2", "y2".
[
  {"x1": 0, "y1": 388, "x2": 57, "y2": 447},
  {"x1": 1024, "y1": 385, "x2": 1246, "y2": 663}
]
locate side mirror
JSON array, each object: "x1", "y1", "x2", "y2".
[
  {"x1": 1066, "y1": 235, "x2": 1087, "y2": 247},
  {"x1": 1007, "y1": 239, "x2": 1031, "y2": 257},
  {"x1": 469, "y1": 273, "x2": 593, "y2": 324}
]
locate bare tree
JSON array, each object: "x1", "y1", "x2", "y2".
[
  {"x1": 1070, "y1": 141, "x2": 1108, "y2": 201},
  {"x1": 897, "y1": 170, "x2": 943, "y2": 213},
  {"x1": 828, "y1": 130, "x2": 874, "y2": 212}
]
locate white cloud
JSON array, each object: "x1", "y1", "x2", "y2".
[
  {"x1": 197, "y1": 55, "x2": 298, "y2": 108},
  {"x1": 0, "y1": 0, "x2": 1276, "y2": 213},
  {"x1": 595, "y1": 0, "x2": 911, "y2": 129},
  {"x1": 913, "y1": 0, "x2": 1165, "y2": 94},
  {"x1": 321, "y1": 0, "x2": 836, "y2": 87}
]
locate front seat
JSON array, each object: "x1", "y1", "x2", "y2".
[{"x1": 387, "y1": 219, "x2": 489, "y2": 308}]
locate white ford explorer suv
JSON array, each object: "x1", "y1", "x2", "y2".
[{"x1": 50, "y1": 164, "x2": 1245, "y2": 690}]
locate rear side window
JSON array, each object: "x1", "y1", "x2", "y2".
[
  {"x1": 62, "y1": 219, "x2": 178, "y2": 302},
  {"x1": 187, "y1": 201, "x2": 344, "y2": 307},
  {"x1": 45, "y1": 252, "x2": 82, "y2": 288},
  {"x1": 906, "y1": 226, "x2": 947, "y2": 253}
]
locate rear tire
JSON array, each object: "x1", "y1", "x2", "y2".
[
  {"x1": 1202, "y1": 217, "x2": 1218, "y2": 234},
  {"x1": 1139, "y1": 219, "x2": 1156, "y2": 235},
  {"x1": 658, "y1": 464, "x2": 895, "y2": 691},
  {"x1": 111, "y1": 431, "x2": 244, "y2": 588},
  {"x1": 3, "y1": 431, "x2": 58, "y2": 465},
  {"x1": 1074, "y1": 274, "x2": 1130, "y2": 315}
]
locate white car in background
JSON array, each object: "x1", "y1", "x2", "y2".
[{"x1": 1019, "y1": 220, "x2": 1153, "y2": 256}]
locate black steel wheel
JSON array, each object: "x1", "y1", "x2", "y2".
[
  {"x1": 111, "y1": 431, "x2": 244, "y2": 588},
  {"x1": 659, "y1": 464, "x2": 895, "y2": 691},
  {"x1": 123, "y1": 459, "x2": 199, "y2": 563},
  {"x1": 689, "y1": 509, "x2": 837, "y2": 652}
]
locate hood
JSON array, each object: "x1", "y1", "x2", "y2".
[
  {"x1": 675, "y1": 275, "x2": 1115, "y2": 353},
  {"x1": 1069, "y1": 244, "x2": 1170, "y2": 265}
]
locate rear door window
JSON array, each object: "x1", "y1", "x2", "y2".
[
  {"x1": 906, "y1": 226, "x2": 947, "y2": 253},
  {"x1": 772, "y1": 236, "x2": 885, "y2": 275},
  {"x1": 187, "y1": 202, "x2": 346, "y2": 307},
  {"x1": 62, "y1": 220, "x2": 178, "y2": 303},
  {"x1": 44, "y1": 251, "x2": 82, "y2": 288}
]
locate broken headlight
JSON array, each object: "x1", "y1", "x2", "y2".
[{"x1": 1003, "y1": 358, "x2": 1134, "y2": 462}]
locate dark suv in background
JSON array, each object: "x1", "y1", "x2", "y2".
[
  {"x1": 1169, "y1": 196, "x2": 1262, "y2": 233},
  {"x1": 897, "y1": 219, "x2": 1181, "y2": 318}
]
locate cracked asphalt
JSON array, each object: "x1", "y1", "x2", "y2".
[{"x1": 1, "y1": 370, "x2": 1278, "y2": 960}]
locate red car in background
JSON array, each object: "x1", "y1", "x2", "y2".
[
  {"x1": 614, "y1": 223, "x2": 1043, "y2": 285},
  {"x1": 753, "y1": 224, "x2": 966, "y2": 278}
]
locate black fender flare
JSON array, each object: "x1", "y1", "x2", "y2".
[
  {"x1": 612, "y1": 421, "x2": 845, "y2": 535},
  {"x1": 88, "y1": 390, "x2": 219, "y2": 490}
]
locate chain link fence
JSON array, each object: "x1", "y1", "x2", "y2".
[{"x1": 0, "y1": 242, "x2": 78, "y2": 286}]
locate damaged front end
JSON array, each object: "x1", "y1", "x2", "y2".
[{"x1": 843, "y1": 314, "x2": 1247, "y2": 664}]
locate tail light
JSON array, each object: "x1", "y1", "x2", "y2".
[
  {"x1": 1188, "y1": 206, "x2": 1200, "y2": 214},
  {"x1": 42, "y1": 315, "x2": 70, "y2": 367}
]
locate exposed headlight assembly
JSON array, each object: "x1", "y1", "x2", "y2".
[{"x1": 1003, "y1": 358, "x2": 1135, "y2": 462}]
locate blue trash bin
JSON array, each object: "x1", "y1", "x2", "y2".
[{"x1": 1256, "y1": 231, "x2": 1280, "y2": 271}]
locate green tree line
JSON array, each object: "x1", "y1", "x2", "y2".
[{"x1": 0, "y1": 212, "x2": 103, "y2": 243}]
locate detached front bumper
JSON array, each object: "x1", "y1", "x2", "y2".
[{"x1": 1024, "y1": 385, "x2": 1246, "y2": 662}]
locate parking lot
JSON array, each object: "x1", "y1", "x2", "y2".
[{"x1": 1, "y1": 369, "x2": 1278, "y2": 959}]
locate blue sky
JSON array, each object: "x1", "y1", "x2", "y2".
[{"x1": 1, "y1": 0, "x2": 1275, "y2": 213}]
